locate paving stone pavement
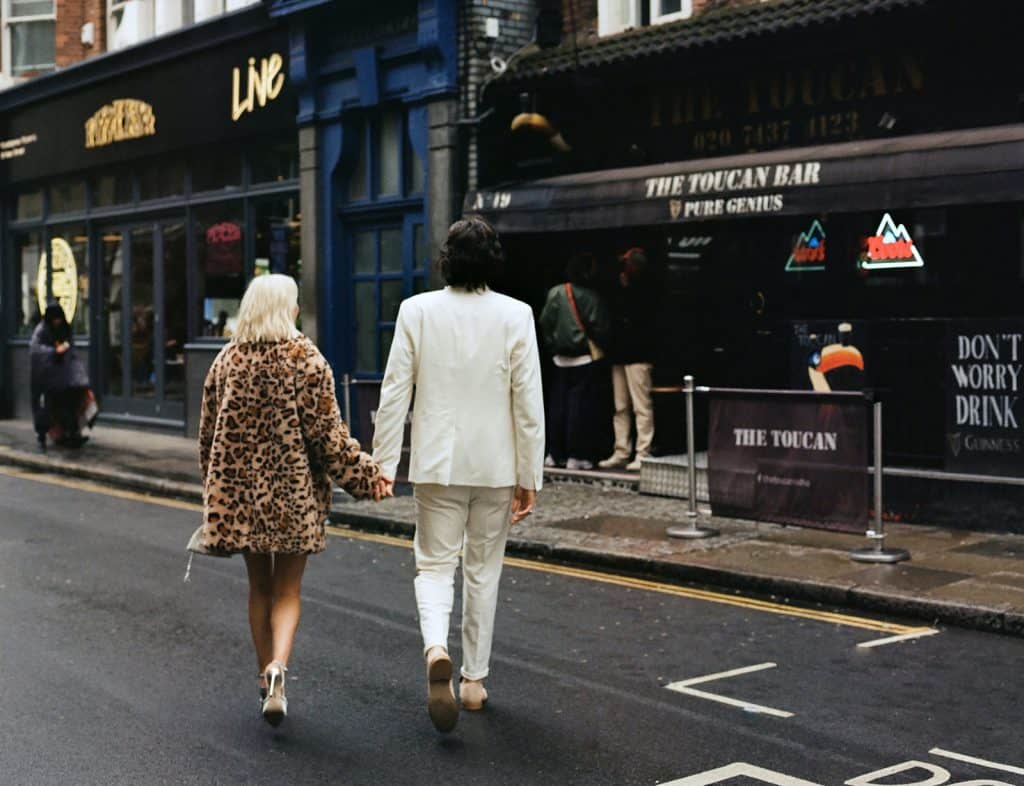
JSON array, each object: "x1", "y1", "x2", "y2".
[{"x1": 2, "y1": 419, "x2": 1022, "y2": 635}]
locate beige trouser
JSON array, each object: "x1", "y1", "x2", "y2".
[
  {"x1": 413, "y1": 484, "x2": 514, "y2": 680},
  {"x1": 611, "y1": 363, "x2": 655, "y2": 460}
]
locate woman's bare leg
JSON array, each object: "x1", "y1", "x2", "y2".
[
  {"x1": 243, "y1": 553, "x2": 274, "y2": 675},
  {"x1": 269, "y1": 554, "x2": 308, "y2": 666}
]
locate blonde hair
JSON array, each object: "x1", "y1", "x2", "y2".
[{"x1": 233, "y1": 274, "x2": 300, "y2": 343}]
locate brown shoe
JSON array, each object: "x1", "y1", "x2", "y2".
[
  {"x1": 425, "y1": 647, "x2": 458, "y2": 732},
  {"x1": 459, "y1": 678, "x2": 488, "y2": 711}
]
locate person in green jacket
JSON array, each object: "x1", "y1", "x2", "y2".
[{"x1": 539, "y1": 253, "x2": 611, "y2": 470}]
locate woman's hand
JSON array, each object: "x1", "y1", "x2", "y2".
[
  {"x1": 372, "y1": 476, "x2": 395, "y2": 502},
  {"x1": 55, "y1": 342, "x2": 70, "y2": 355}
]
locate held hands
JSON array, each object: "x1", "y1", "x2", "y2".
[
  {"x1": 510, "y1": 485, "x2": 536, "y2": 525},
  {"x1": 372, "y1": 476, "x2": 395, "y2": 502}
]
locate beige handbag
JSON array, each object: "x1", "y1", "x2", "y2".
[{"x1": 565, "y1": 284, "x2": 605, "y2": 361}]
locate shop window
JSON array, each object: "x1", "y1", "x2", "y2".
[
  {"x1": 195, "y1": 203, "x2": 245, "y2": 338},
  {"x1": 3, "y1": 0, "x2": 55, "y2": 75},
  {"x1": 377, "y1": 109, "x2": 402, "y2": 197},
  {"x1": 253, "y1": 194, "x2": 301, "y2": 281},
  {"x1": 48, "y1": 180, "x2": 87, "y2": 215},
  {"x1": 139, "y1": 158, "x2": 185, "y2": 201},
  {"x1": 345, "y1": 109, "x2": 424, "y2": 203},
  {"x1": 347, "y1": 119, "x2": 369, "y2": 202},
  {"x1": 14, "y1": 189, "x2": 42, "y2": 221},
  {"x1": 250, "y1": 136, "x2": 299, "y2": 184},
  {"x1": 12, "y1": 231, "x2": 42, "y2": 336},
  {"x1": 47, "y1": 225, "x2": 90, "y2": 336},
  {"x1": 191, "y1": 147, "x2": 243, "y2": 194},
  {"x1": 91, "y1": 170, "x2": 134, "y2": 208}
]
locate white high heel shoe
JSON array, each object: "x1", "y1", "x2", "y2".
[{"x1": 261, "y1": 661, "x2": 288, "y2": 727}]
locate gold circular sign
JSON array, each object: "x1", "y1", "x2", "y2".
[{"x1": 36, "y1": 238, "x2": 79, "y2": 324}]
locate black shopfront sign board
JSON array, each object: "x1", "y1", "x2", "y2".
[
  {"x1": 945, "y1": 320, "x2": 1024, "y2": 475},
  {"x1": 0, "y1": 28, "x2": 295, "y2": 185},
  {"x1": 708, "y1": 392, "x2": 868, "y2": 532}
]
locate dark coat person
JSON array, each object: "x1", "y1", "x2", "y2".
[{"x1": 30, "y1": 304, "x2": 91, "y2": 450}]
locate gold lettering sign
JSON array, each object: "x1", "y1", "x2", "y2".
[
  {"x1": 36, "y1": 238, "x2": 79, "y2": 324},
  {"x1": 232, "y1": 53, "x2": 286, "y2": 122},
  {"x1": 84, "y1": 99, "x2": 156, "y2": 149}
]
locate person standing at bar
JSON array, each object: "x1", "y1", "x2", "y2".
[
  {"x1": 373, "y1": 217, "x2": 545, "y2": 733},
  {"x1": 539, "y1": 253, "x2": 611, "y2": 470},
  {"x1": 599, "y1": 248, "x2": 657, "y2": 472}
]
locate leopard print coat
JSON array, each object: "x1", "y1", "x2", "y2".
[{"x1": 197, "y1": 336, "x2": 382, "y2": 554}]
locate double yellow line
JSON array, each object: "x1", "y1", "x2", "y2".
[{"x1": 0, "y1": 465, "x2": 925, "y2": 636}]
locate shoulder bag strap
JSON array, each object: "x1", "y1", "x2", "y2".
[{"x1": 564, "y1": 283, "x2": 589, "y2": 338}]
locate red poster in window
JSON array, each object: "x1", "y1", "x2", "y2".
[{"x1": 204, "y1": 221, "x2": 243, "y2": 275}]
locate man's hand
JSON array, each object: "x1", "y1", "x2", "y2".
[
  {"x1": 510, "y1": 485, "x2": 536, "y2": 525},
  {"x1": 372, "y1": 476, "x2": 395, "y2": 502}
]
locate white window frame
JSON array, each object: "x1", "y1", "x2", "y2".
[
  {"x1": 598, "y1": 0, "x2": 693, "y2": 37},
  {"x1": 1, "y1": 0, "x2": 56, "y2": 78},
  {"x1": 651, "y1": 0, "x2": 692, "y2": 26}
]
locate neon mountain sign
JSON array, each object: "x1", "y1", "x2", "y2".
[
  {"x1": 859, "y1": 213, "x2": 924, "y2": 270},
  {"x1": 785, "y1": 219, "x2": 826, "y2": 272}
]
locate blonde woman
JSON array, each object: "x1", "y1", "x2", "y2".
[{"x1": 194, "y1": 274, "x2": 389, "y2": 727}]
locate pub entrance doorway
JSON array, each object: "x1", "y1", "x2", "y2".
[{"x1": 94, "y1": 219, "x2": 188, "y2": 426}]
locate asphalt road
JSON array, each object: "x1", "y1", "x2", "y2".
[{"x1": 1, "y1": 467, "x2": 1022, "y2": 786}]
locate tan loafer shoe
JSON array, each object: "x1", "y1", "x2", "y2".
[
  {"x1": 426, "y1": 647, "x2": 459, "y2": 732},
  {"x1": 459, "y1": 678, "x2": 489, "y2": 711}
]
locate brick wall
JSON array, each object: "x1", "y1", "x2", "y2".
[
  {"x1": 55, "y1": 0, "x2": 106, "y2": 67},
  {"x1": 462, "y1": 0, "x2": 540, "y2": 190}
]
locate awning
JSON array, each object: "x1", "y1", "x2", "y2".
[{"x1": 465, "y1": 125, "x2": 1024, "y2": 234}]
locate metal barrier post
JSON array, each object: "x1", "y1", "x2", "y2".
[
  {"x1": 342, "y1": 373, "x2": 353, "y2": 426},
  {"x1": 667, "y1": 375, "x2": 718, "y2": 540},
  {"x1": 850, "y1": 401, "x2": 910, "y2": 564}
]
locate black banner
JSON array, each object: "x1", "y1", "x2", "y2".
[
  {"x1": 708, "y1": 393, "x2": 868, "y2": 532},
  {"x1": 0, "y1": 27, "x2": 294, "y2": 184},
  {"x1": 945, "y1": 320, "x2": 1024, "y2": 475}
]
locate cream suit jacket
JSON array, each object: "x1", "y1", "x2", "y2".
[{"x1": 372, "y1": 287, "x2": 545, "y2": 491}]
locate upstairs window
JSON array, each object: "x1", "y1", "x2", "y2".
[
  {"x1": 3, "y1": 0, "x2": 56, "y2": 76},
  {"x1": 598, "y1": 0, "x2": 692, "y2": 36}
]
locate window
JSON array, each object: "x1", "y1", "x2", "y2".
[
  {"x1": 139, "y1": 157, "x2": 185, "y2": 201},
  {"x1": 345, "y1": 108, "x2": 425, "y2": 203},
  {"x1": 3, "y1": 0, "x2": 55, "y2": 76},
  {"x1": 250, "y1": 136, "x2": 299, "y2": 184},
  {"x1": 106, "y1": 0, "x2": 257, "y2": 51},
  {"x1": 191, "y1": 146, "x2": 242, "y2": 194},
  {"x1": 49, "y1": 179, "x2": 87, "y2": 215},
  {"x1": 349, "y1": 218, "x2": 429, "y2": 374},
  {"x1": 91, "y1": 169, "x2": 134, "y2": 208},
  {"x1": 48, "y1": 224, "x2": 90, "y2": 336},
  {"x1": 598, "y1": 0, "x2": 691, "y2": 36},
  {"x1": 195, "y1": 203, "x2": 245, "y2": 338},
  {"x1": 253, "y1": 195, "x2": 301, "y2": 281},
  {"x1": 12, "y1": 231, "x2": 42, "y2": 336},
  {"x1": 14, "y1": 189, "x2": 42, "y2": 221}
]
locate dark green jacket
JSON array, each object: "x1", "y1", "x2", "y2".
[{"x1": 539, "y1": 283, "x2": 611, "y2": 357}]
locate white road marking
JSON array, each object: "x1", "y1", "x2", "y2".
[
  {"x1": 665, "y1": 662, "x2": 794, "y2": 719},
  {"x1": 929, "y1": 747, "x2": 1024, "y2": 776},
  {"x1": 856, "y1": 629, "x2": 940, "y2": 649},
  {"x1": 659, "y1": 762, "x2": 822, "y2": 785}
]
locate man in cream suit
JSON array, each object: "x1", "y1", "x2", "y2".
[{"x1": 373, "y1": 217, "x2": 545, "y2": 733}]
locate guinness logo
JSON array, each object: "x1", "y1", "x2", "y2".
[
  {"x1": 947, "y1": 432, "x2": 963, "y2": 457},
  {"x1": 669, "y1": 199, "x2": 683, "y2": 220}
]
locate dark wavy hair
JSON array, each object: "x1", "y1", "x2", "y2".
[{"x1": 439, "y1": 216, "x2": 504, "y2": 292}]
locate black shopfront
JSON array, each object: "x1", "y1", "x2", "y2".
[
  {"x1": 470, "y1": 0, "x2": 1024, "y2": 528},
  {"x1": 1, "y1": 11, "x2": 299, "y2": 434}
]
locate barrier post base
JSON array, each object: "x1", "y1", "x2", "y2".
[
  {"x1": 667, "y1": 523, "x2": 719, "y2": 540},
  {"x1": 849, "y1": 546, "x2": 910, "y2": 564}
]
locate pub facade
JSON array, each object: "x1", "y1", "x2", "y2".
[{"x1": 468, "y1": 0, "x2": 1024, "y2": 528}]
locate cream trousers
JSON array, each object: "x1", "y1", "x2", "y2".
[
  {"x1": 611, "y1": 362, "x2": 655, "y2": 459},
  {"x1": 413, "y1": 484, "x2": 514, "y2": 680}
]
